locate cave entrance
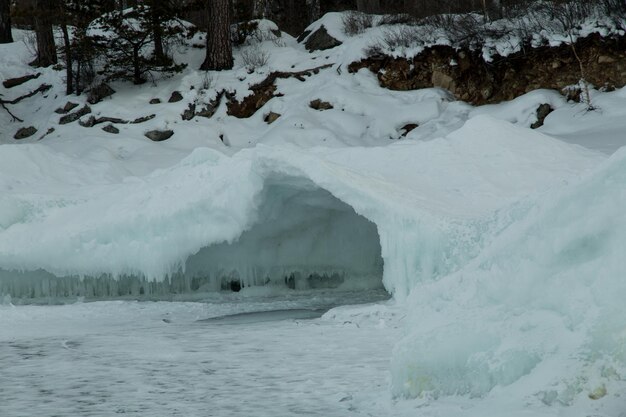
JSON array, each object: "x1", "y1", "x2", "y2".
[{"x1": 184, "y1": 176, "x2": 385, "y2": 294}]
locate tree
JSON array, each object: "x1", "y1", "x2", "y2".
[
  {"x1": 200, "y1": 0, "x2": 233, "y2": 71},
  {"x1": 145, "y1": 0, "x2": 184, "y2": 64},
  {"x1": 60, "y1": 0, "x2": 115, "y2": 95},
  {"x1": 533, "y1": 1, "x2": 596, "y2": 110},
  {"x1": 0, "y1": 0, "x2": 13, "y2": 44},
  {"x1": 33, "y1": 0, "x2": 58, "y2": 67},
  {"x1": 94, "y1": 5, "x2": 187, "y2": 84}
]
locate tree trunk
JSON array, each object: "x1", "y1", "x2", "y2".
[
  {"x1": 33, "y1": 0, "x2": 57, "y2": 67},
  {"x1": 308, "y1": 0, "x2": 320, "y2": 22},
  {"x1": 253, "y1": 0, "x2": 267, "y2": 18},
  {"x1": 150, "y1": 2, "x2": 165, "y2": 63},
  {"x1": 133, "y1": 45, "x2": 144, "y2": 84},
  {"x1": 60, "y1": 23, "x2": 73, "y2": 95},
  {"x1": 200, "y1": 0, "x2": 233, "y2": 71},
  {"x1": 0, "y1": 0, "x2": 13, "y2": 44}
]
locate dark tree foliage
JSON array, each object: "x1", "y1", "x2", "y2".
[
  {"x1": 93, "y1": 5, "x2": 187, "y2": 84},
  {"x1": 0, "y1": 0, "x2": 12, "y2": 44},
  {"x1": 61, "y1": 0, "x2": 115, "y2": 94}
]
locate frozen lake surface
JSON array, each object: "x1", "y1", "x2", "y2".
[{"x1": 0, "y1": 290, "x2": 411, "y2": 417}]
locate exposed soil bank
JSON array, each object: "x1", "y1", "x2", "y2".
[{"x1": 349, "y1": 34, "x2": 626, "y2": 104}]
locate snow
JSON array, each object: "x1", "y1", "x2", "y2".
[
  {"x1": 393, "y1": 146, "x2": 626, "y2": 408},
  {"x1": 2, "y1": 11, "x2": 626, "y2": 417}
]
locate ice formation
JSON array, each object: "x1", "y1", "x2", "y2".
[
  {"x1": 1, "y1": 115, "x2": 624, "y2": 402},
  {"x1": 392, "y1": 146, "x2": 626, "y2": 400},
  {"x1": 0, "y1": 117, "x2": 600, "y2": 298}
]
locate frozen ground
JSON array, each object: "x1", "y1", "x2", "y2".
[
  {"x1": 2, "y1": 12, "x2": 626, "y2": 417},
  {"x1": 0, "y1": 292, "x2": 405, "y2": 417}
]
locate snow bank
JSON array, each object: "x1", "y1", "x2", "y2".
[{"x1": 392, "y1": 146, "x2": 626, "y2": 404}]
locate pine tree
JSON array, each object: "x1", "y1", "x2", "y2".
[
  {"x1": 94, "y1": 4, "x2": 187, "y2": 84},
  {"x1": 33, "y1": 0, "x2": 58, "y2": 67},
  {"x1": 0, "y1": 0, "x2": 13, "y2": 44},
  {"x1": 200, "y1": 0, "x2": 233, "y2": 71},
  {"x1": 61, "y1": 0, "x2": 114, "y2": 94}
]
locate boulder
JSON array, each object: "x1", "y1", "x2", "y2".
[
  {"x1": 14, "y1": 126, "x2": 37, "y2": 140},
  {"x1": 3, "y1": 73, "x2": 41, "y2": 89},
  {"x1": 264, "y1": 112, "x2": 281, "y2": 124},
  {"x1": 197, "y1": 106, "x2": 217, "y2": 118},
  {"x1": 87, "y1": 83, "x2": 115, "y2": 104},
  {"x1": 399, "y1": 123, "x2": 419, "y2": 137},
  {"x1": 297, "y1": 30, "x2": 311, "y2": 43},
  {"x1": 182, "y1": 103, "x2": 196, "y2": 121},
  {"x1": 431, "y1": 70, "x2": 456, "y2": 93},
  {"x1": 132, "y1": 114, "x2": 156, "y2": 124},
  {"x1": 309, "y1": 99, "x2": 334, "y2": 111},
  {"x1": 149, "y1": 98, "x2": 161, "y2": 104},
  {"x1": 59, "y1": 105, "x2": 91, "y2": 124},
  {"x1": 54, "y1": 101, "x2": 79, "y2": 114},
  {"x1": 168, "y1": 91, "x2": 183, "y2": 103},
  {"x1": 531, "y1": 104, "x2": 553, "y2": 129},
  {"x1": 79, "y1": 116, "x2": 96, "y2": 128},
  {"x1": 102, "y1": 124, "x2": 120, "y2": 134},
  {"x1": 145, "y1": 130, "x2": 174, "y2": 141},
  {"x1": 304, "y1": 26, "x2": 342, "y2": 52}
]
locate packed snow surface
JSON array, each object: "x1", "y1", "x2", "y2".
[{"x1": 2, "y1": 14, "x2": 626, "y2": 417}]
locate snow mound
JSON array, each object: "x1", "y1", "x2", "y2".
[{"x1": 392, "y1": 146, "x2": 626, "y2": 405}]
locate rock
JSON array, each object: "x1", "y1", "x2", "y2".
[
  {"x1": 87, "y1": 83, "x2": 115, "y2": 104},
  {"x1": 182, "y1": 103, "x2": 196, "y2": 121},
  {"x1": 309, "y1": 99, "x2": 334, "y2": 111},
  {"x1": 431, "y1": 70, "x2": 456, "y2": 93},
  {"x1": 564, "y1": 86, "x2": 582, "y2": 103},
  {"x1": 54, "y1": 101, "x2": 79, "y2": 114},
  {"x1": 400, "y1": 123, "x2": 419, "y2": 137},
  {"x1": 264, "y1": 112, "x2": 281, "y2": 124},
  {"x1": 168, "y1": 91, "x2": 183, "y2": 103},
  {"x1": 38, "y1": 127, "x2": 55, "y2": 140},
  {"x1": 95, "y1": 116, "x2": 127, "y2": 125},
  {"x1": 297, "y1": 30, "x2": 311, "y2": 43},
  {"x1": 3, "y1": 73, "x2": 41, "y2": 89},
  {"x1": 598, "y1": 55, "x2": 615, "y2": 64},
  {"x1": 59, "y1": 105, "x2": 91, "y2": 124},
  {"x1": 197, "y1": 106, "x2": 217, "y2": 118},
  {"x1": 132, "y1": 114, "x2": 156, "y2": 124},
  {"x1": 304, "y1": 26, "x2": 342, "y2": 52},
  {"x1": 531, "y1": 103, "x2": 554, "y2": 129},
  {"x1": 14, "y1": 126, "x2": 37, "y2": 139},
  {"x1": 145, "y1": 130, "x2": 174, "y2": 141},
  {"x1": 588, "y1": 385, "x2": 607, "y2": 400},
  {"x1": 79, "y1": 116, "x2": 97, "y2": 127},
  {"x1": 149, "y1": 98, "x2": 161, "y2": 104},
  {"x1": 102, "y1": 124, "x2": 119, "y2": 134}
]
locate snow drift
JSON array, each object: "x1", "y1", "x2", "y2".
[{"x1": 392, "y1": 145, "x2": 626, "y2": 404}]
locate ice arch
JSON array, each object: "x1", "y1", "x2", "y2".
[
  {"x1": 183, "y1": 175, "x2": 384, "y2": 292},
  {"x1": 0, "y1": 172, "x2": 386, "y2": 301}
]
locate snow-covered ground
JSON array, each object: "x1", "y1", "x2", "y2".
[{"x1": 1, "y1": 12, "x2": 626, "y2": 417}]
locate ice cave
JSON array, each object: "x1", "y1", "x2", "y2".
[{"x1": 0, "y1": 175, "x2": 385, "y2": 302}]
